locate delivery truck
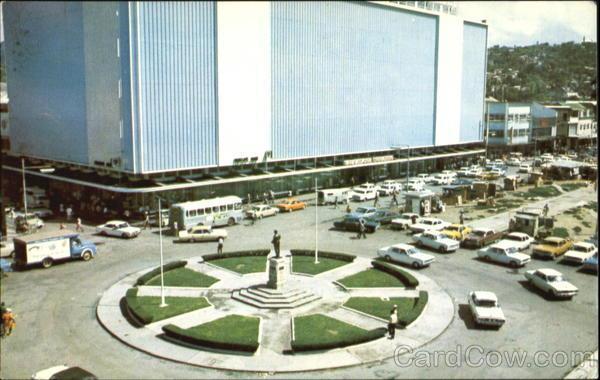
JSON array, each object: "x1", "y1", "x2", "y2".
[{"x1": 13, "y1": 230, "x2": 98, "y2": 269}]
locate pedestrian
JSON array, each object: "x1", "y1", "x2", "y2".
[
  {"x1": 388, "y1": 305, "x2": 398, "y2": 339},
  {"x1": 124, "y1": 209, "x2": 131, "y2": 220},
  {"x1": 9, "y1": 208, "x2": 15, "y2": 219},
  {"x1": 373, "y1": 192, "x2": 379, "y2": 207},
  {"x1": 0, "y1": 303, "x2": 6, "y2": 337},
  {"x1": 66, "y1": 206, "x2": 73, "y2": 221},
  {"x1": 391, "y1": 191, "x2": 398, "y2": 207},
  {"x1": 2, "y1": 308, "x2": 16, "y2": 337},
  {"x1": 333, "y1": 196, "x2": 338, "y2": 209},
  {"x1": 247, "y1": 193, "x2": 252, "y2": 206},
  {"x1": 263, "y1": 192, "x2": 269, "y2": 204},
  {"x1": 173, "y1": 221, "x2": 178, "y2": 236},
  {"x1": 75, "y1": 217, "x2": 84, "y2": 232},
  {"x1": 60, "y1": 223, "x2": 66, "y2": 230},
  {"x1": 346, "y1": 203, "x2": 352, "y2": 214},
  {"x1": 143, "y1": 212, "x2": 150, "y2": 230},
  {"x1": 217, "y1": 237, "x2": 224, "y2": 254},
  {"x1": 271, "y1": 230, "x2": 281, "y2": 258},
  {"x1": 358, "y1": 218, "x2": 367, "y2": 239},
  {"x1": 59, "y1": 203, "x2": 65, "y2": 216},
  {"x1": 459, "y1": 210, "x2": 464, "y2": 225},
  {"x1": 269, "y1": 190, "x2": 275, "y2": 204},
  {"x1": 543, "y1": 203, "x2": 549, "y2": 217},
  {"x1": 411, "y1": 214, "x2": 418, "y2": 225}
]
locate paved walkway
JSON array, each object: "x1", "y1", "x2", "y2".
[
  {"x1": 470, "y1": 187, "x2": 596, "y2": 232},
  {"x1": 564, "y1": 350, "x2": 598, "y2": 379},
  {"x1": 96, "y1": 255, "x2": 454, "y2": 372}
]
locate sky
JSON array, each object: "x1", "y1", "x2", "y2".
[
  {"x1": 0, "y1": 1, "x2": 597, "y2": 47},
  {"x1": 458, "y1": 1, "x2": 597, "y2": 46}
]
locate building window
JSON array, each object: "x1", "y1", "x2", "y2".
[
  {"x1": 489, "y1": 114, "x2": 505, "y2": 122},
  {"x1": 489, "y1": 130, "x2": 505, "y2": 138}
]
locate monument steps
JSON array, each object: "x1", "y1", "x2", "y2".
[{"x1": 231, "y1": 290, "x2": 321, "y2": 309}]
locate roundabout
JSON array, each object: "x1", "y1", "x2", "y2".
[{"x1": 96, "y1": 250, "x2": 454, "y2": 373}]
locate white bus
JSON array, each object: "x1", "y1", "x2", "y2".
[{"x1": 169, "y1": 196, "x2": 244, "y2": 231}]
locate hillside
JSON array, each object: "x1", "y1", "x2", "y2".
[{"x1": 486, "y1": 41, "x2": 597, "y2": 102}]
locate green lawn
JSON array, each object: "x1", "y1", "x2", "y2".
[
  {"x1": 337, "y1": 268, "x2": 404, "y2": 288},
  {"x1": 292, "y1": 256, "x2": 349, "y2": 275},
  {"x1": 173, "y1": 314, "x2": 259, "y2": 348},
  {"x1": 293, "y1": 314, "x2": 381, "y2": 348},
  {"x1": 208, "y1": 256, "x2": 267, "y2": 274},
  {"x1": 560, "y1": 182, "x2": 588, "y2": 192},
  {"x1": 146, "y1": 267, "x2": 219, "y2": 287},
  {"x1": 128, "y1": 295, "x2": 211, "y2": 323},
  {"x1": 343, "y1": 297, "x2": 416, "y2": 321},
  {"x1": 514, "y1": 186, "x2": 562, "y2": 199}
]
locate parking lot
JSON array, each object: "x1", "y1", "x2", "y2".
[{"x1": 0, "y1": 173, "x2": 597, "y2": 379}]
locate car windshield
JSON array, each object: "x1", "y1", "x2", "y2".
[
  {"x1": 118, "y1": 223, "x2": 128, "y2": 228},
  {"x1": 447, "y1": 226, "x2": 459, "y2": 231},
  {"x1": 574, "y1": 245, "x2": 591, "y2": 252},
  {"x1": 473, "y1": 230, "x2": 486, "y2": 236},
  {"x1": 406, "y1": 248, "x2": 418, "y2": 255},
  {"x1": 546, "y1": 275, "x2": 564, "y2": 282},
  {"x1": 475, "y1": 299, "x2": 497, "y2": 307},
  {"x1": 356, "y1": 207, "x2": 368, "y2": 213},
  {"x1": 506, "y1": 235, "x2": 521, "y2": 241},
  {"x1": 401, "y1": 215, "x2": 412, "y2": 219},
  {"x1": 423, "y1": 220, "x2": 433, "y2": 225},
  {"x1": 505, "y1": 247, "x2": 518, "y2": 254},
  {"x1": 543, "y1": 240, "x2": 560, "y2": 246}
]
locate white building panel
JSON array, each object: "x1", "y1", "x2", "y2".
[
  {"x1": 217, "y1": 2, "x2": 271, "y2": 166},
  {"x1": 434, "y1": 14, "x2": 463, "y2": 146}
]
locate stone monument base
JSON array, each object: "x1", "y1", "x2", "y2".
[{"x1": 267, "y1": 256, "x2": 287, "y2": 289}]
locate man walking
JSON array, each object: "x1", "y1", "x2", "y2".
[
  {"x1": 459, "y1": 209, "x2": 465, "y2": 225},
  {"x1": 358, "y1": 218, "x2": 367, "y2": 239},
  {"x1": 388, "y1": 305, "x2": 398, "y2": 339},
  {"x1": 333, "y1": 196, "x2": 338, "y2": 209},
  {"x1": 217, "y1": 237, "x2": 224, "y2": 255},
  {"x1": 373, "y1": 192, "x2": 379, "y2": 207},
  {"x1": 75, "y1": 217, "x2": 84, "y2": 232},
  {"x1": 2, "y1": 308, "x2": 16, "y2": 337},
  {"x1": 543, "y1": 203, "x2": 549, "y2": 217},
  {"x1": 272, "y1": 230, "x2": 281, "y2": 258},
  {"x1": 391, "y1": 191, "x2": 399, "y2": 207},
  {"x1": 143, "y1": 212, "x2": 150, "y2": 230}
]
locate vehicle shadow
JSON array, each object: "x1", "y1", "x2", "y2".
[
  {"x1": 516, "y1": 280, "x2": 570, "y2": 301},
  {"x1": 558, "y1": 259, "x2": 582, "y2": 267},
  {"x1": 457, "y1": 304, "x2": 500, "y2": 330},
  {"x1": 471, "y1": 257, "x2": 524, "y2": 274},
  {"x1": 577, "y1": 267, "x2": 598, "y2": 276}
]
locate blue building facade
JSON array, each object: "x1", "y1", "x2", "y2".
[{"x1": 4, "y1": 1, "x2": 488, "y2": 175}]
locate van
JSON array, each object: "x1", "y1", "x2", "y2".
[
  {"x1": 13, "y1": 230, "x2": 98, "y2": 269},
  {"x1": 318, "y1": 188, "x2": 350, "y2": 205}
]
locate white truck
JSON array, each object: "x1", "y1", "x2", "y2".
[{"x1": 13, "y1": 230, "x2": 98, "y2": 269}]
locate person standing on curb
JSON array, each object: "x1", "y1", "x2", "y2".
[
  {"x1": 271, "y1": 230, "x2": 281, "y2": 258},
  {"x1": 388, "y1": 305, "x2": 398, "y2": 339},
  {"x1": 217, "y1": 237, "x2": 224, "y2": 255},
  {"x1": 75, "y1": 217, "x2": 84, "y2": 232}
]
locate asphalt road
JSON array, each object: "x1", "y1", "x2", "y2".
[{"x1": 0, "y1": 181, "x2": 597, "y2": 379}]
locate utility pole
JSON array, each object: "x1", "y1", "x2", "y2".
[
  {"x1": 158, "y1": 196, "x2": 167, "y2": 308},
  {"x1": 315, "y1": 177, "x2": 319, "y2": 264}
]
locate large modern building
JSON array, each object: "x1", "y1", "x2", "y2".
[{"x1": 2, "y1": 1, "x2": 487, "y2": 215}]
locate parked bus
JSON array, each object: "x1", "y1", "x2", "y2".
[
  {"x1": 169, "y1": 196, "x2": 243, "y2": 231},
  {"x1": 317, "y1": 188, "x2": 350, "y2": 205}
]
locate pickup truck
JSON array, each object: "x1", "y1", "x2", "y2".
[{"x1": 462, "y1": 228, "x2": 504, "y2": 249}]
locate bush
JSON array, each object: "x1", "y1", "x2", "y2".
[
  {"x1": 136, "y1": 260, "x2": 187, "y2": 286},
  {"x1": 398, "y1": 291, "x2": 428, "y2": 327},
  {"x1": 290, "y1": 249, "x2": 356, "y2": 262},
  {"x1": 202, "y1": 249, "x2": 270, "y2": 262},
  {"x1": 162, "y1": 316, "x2": 260, "y2": 353},
  {"x1": 371, "y1": 260, "x2": 419, "y2": 288}
]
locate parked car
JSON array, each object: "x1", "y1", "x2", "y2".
[
  {"x1": 377, "y1": 243, "x2": 435, "y2": 268},
  {"x1": 390, "y1": 213, "x2": 421, "y2": 230},
  {"x1": 451, "y1": 178, "x2": 474, "y2": 186},
  {"x1": 499, "y1": 232, "x2": 534, "y2": 251},
  {"x1": 15, "y1": 213, "x2": 45, "y2": 232},
  {"x1": 440, "y1": 170, "x2": 457, "y2": 179},
  {"x1": 468, "y1": 291, "x2": 506, "y2": 328},
  {"x1": 31, "y1": 365, "x2": 98, "y2": 380},
  {"x1": 378, "y1": 180, "x2": 402, "y2": 196},
  {"x1": 405, "y1": 179, "x2": 425, "y2": 192},
  {"x1": 409, "y1": 218, "x2": 450, "y2": 234},
  {"x1": 524, "y1": 268, "x2": 578, "y2": 299},
  {"x1": 477, "y1": 241, "x2": 531, "y2": 267},
  {"x1": 413, "y1": 231, "x2": 460, "y2": 252},
  {"x1": 29, "y1": 208, "x2": 54, "y2": 219},
  {"x1": 441, "y1": 224, "x2": 472, "y2": 241},
  {"x1": 333, "y1": 215, "x2": 380, "y2": 233},
  {"x1": 562, "y1": 242, "x2": 598, "y2": 265},
  {"x1": 365, "y1": 210, "x2": 399, "y2": 225},
  {"x1": 95, "y1": 220, "x2": 141, "y2": 238},
  {"x1": 350, "y1": 206, "x2": 378, "y2": 219},
  {"x1": 351, "y1": 188, "x2": 378, "y2": 201},
  {"x1": 531, "y1": 237, "x2": 573, "y2": 259},
  {"x1": 518, "y1": 163, "x2": 532, "y2": 173},
  {"x1": 492, "y1": 159, "x2": 505, "y2": 168},
  {"x1": 432, "y1": 174, "x2": 453, "y2": 186},
  {"x1": 506, "y1": 158, "x2": 521, "y2": 166},
  {"x1": 488, "y1": 167, "x2": 506, "y2": 176},
  {"x1": 245, "y1": 204, "x2": 279, "y2": 219},
  {"x1": 466, "y1": 167, "x2": 483, "y2": 177},
  {"x1": 462, "y1": 228, "x2": 504, "y2": 249},
  {"x1": 275, "y1": 198, "x2": 306, "y2": 212},
  {"x1": 416, "y1": 173, "x2": 435, "y2": 184},
  {"x1": 582, "y1": 252, "x2": 598, "y2": 272},
  {"x1": 177, "y1": 225, "x2": 228, "y2": 242},
  {"x1": 456, "y1": 167, "x2": 471, "y2": 177}
]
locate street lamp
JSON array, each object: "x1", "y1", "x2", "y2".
[{"x1": 156, "y1": 195, "x2": 168, "y2": 308}]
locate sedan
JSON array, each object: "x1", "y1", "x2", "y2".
[
  {"x1": 409, "y1": 218, "x2": 450, "y2": 234},
  {"x1": 275, "y1": 198, "x2": 306, "y2": 212},
  {"x1": 413, "y1": 231, "x2": 460, "y2": 253},
  {"x1": 468, "y1": 291, "x2": 506, "y2": 328},
  {"x1": 377, "y1": 243, "x2": 435, "y2": 268},
  {"x1": 177, "y1": 225, "x2": 228, "y2": 242},
  {"x1": 31, "y1": 365, "x2": 98, "y2": 380},
  {"x1": 96, "y1": 220, "x2": 141, "y2": 238},
  {"x1": 524, "y1": 268, "x2": 578, "y2": 299},
  {"x1": 333, "y1": 216, "x2": 380, "y2": 233},
  {"x1": 499, "y1": 232, "x2": 534, "y2": 251},
  {"x1": 245, "y1": 204, "x2": 279, "y2": 219},
  {"x1": 562, "y1": 242, "x2": 598, "y2": 265},
  {"x1": 369, "y1": 210, "x2": 400, "y2": 225},
  {"x1": 477, "y1": 242, "x2": 531, "y2": 268},
  {"x1": 390, "y1": 213, "x2": 420, "y2": 230},
  {"x1": 582, "y1": 253, "x2": 598, "y2": 272}
]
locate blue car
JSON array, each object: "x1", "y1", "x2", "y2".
[{"x1": 582, "y1": 253, "x2": 598, "y2": 273}]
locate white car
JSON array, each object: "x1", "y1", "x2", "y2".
[
  {"x1": 456, "y1": 167, "x2": 471, "y2": 177},
  {"x1": 488, "y1": 167, "x2": 506, "y2": 177},
  {"x1": 562, "y1": 242, "x2": 598, "y2": 265},
  {"x1": 499, "y1": 232, "x2": 534, "y2": 251},
  {"x1": 492, "y1": 159, "x2": 505, "y2": 167},
  {"x1": 96, "y1": 220, "x2": 141, "y2": 238},
  {"x1": 416, "y1": 173, "x2": 435, "y2": 184},
  {"x1": 440, "y1": 170, "x2": 457, "y2": 179},
  {"x1": 477, "y1": 241, "x2": 531, "y2": 267},
  {"x1": 29, "y1": 208, "x2": 54, "y2": 219},
  {"x1": 378, "y1": 180, "x2": 402, "y2": 196},
  {"x1": 377, "y1": 243, "x2": 435, "y2": 268},
  {"x1": 390, "y1": 213, "x2": 421, "y2": 230},
  {"x1": 506, "y1": 158, "x2": 521, "y2": 166},
  {"x1": 432, "y1": 174, "x2": 453, "y2": 186},
  {"x1": 351, "y1": 188, "x2": 378, "y2": 201},
  {"x1": 178, "y1": 225, "x2": 228, "y2": 242},
  {"x1": 31, "y1": 365, "x2": 97, "y2": 380},
  {"x1": 524, "y1": 268, "x2": 578, "y2": 299},
  {"x1": 409, "y1": 217, "x2": 450, "y2": 234},
  {"x1": 466, "y1": 167, "x2": 483, "y2": 177},
  {"x1": 245, "y1": 204, "x2": 279, "y2": 219},
  {"x1": 413, "y1": 231, "x2": 460, "y2": 252},
  {"x1": 518, "y1": 163, "x2": 532, "y2": 173},
  {"x1": 468, "y1": 291, "x2": 506, "y2": 328},
  {"x1": 406, "y1": 179, "x2": 425, "y2": 191}
]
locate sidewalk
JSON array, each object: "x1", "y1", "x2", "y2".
[{"x1": 564, "y1": 350, "x2": 598, "y2": 379}]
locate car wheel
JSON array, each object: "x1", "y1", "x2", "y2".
[
  {"x1": 227, "y1": 217, "x2": 235, "y2": 226},
  {"x1": 42, "y1": 257, "x2": 53, "y2": 269},
  {"x1": 440, "y1": 246, "x2": 447, "y2": 253},
  {"x1": 509, "y1": 261, "x2": 518, "y2": 268},
  {"x1": 416, "y1": 240, "x2": 423, "y2": 247},
  {"x1": 385, "y1": 255, "x2": 392, "y2": 262},
  {"x1": 101, "y1": 230, "x2": 108, "y2": 236},
  {"x1": 82, "y1": 250, "x2": 92, "y2": 261},
  {"x1": 412, "y1": 262, "x2": 421, "y2": 269},
  {"x1": 547, "y1": 289, "x2": 555, "y2": 298},
  {"x1": 121, "y1": 233, "x2": 128, "y2": 238},
  {"x1": 484, "y1": 255, "x2": 490, "y2": 261}
]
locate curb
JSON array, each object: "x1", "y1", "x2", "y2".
[{"x1": 564, "y1": 350, "x2": 598, "y2": 379}]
